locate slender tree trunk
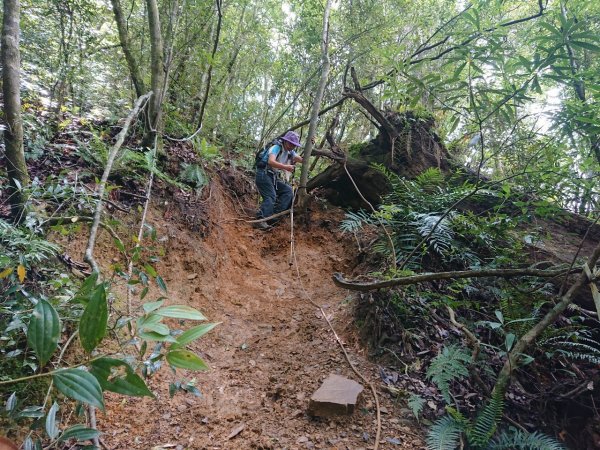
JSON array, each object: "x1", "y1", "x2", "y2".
[
  {"x1": 297, "y1": 0, "x2": 333, "y2": 210},
  {"x1": 110, "y1": 0, "x2": 145, "y2": 98},
  {"x1": 2, "y1": 0, "x2": 28, "y2": 223},
  {"x1": 196, "y1": 0, "x2": 223, "y2": 131},
  {"x1": 141, "y1": 0, "x2": 165, "y2": 149}
]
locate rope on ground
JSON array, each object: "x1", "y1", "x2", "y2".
[{"x1": 288, "y1": 195, "x2": 382, "y2": 450}]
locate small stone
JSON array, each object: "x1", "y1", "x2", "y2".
[
  {"x1": 187, "y1": 273, "x2": 198, "y2": 280},
  {"x1": 308, "y1": 374, "x2": 364, "y2": 417},
  {"x1": 162, "y1": 413, "x2": 171, "y2": 420},
  {"x1": 379, "y1": 406, "x2": 389, "y2": 414},
  {"x1": 177, "y1": 405, "x2": 187, "y2": 412},
  {"x1": 297, "y1": 436, "x2": 309, "y2": 443}
]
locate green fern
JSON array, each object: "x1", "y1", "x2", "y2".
[
  {"x1": 487, "y1": 429, "x2": 566, "y2": 450},
  {"x1": 540, "y1": 328, "x2": 600, "y2": 364},
  {"x1": 416, "y1": 167, "x2": 446, "y2": 192},
  {"x1": 340, "y1": 210, "x2": 373, "y2": 233},
  {"x1": 426, "y1": 415, "x2": 464, "y2": 450},
  {"x1": 468, "y1": 388, "x2": 505, "y2": 447},
  {"x1": 179, "y1": 163, "x2": 208, "y2": 192},
  {"x1": 408, "y1": 392, "x2": 426, "y2": 420},
  {"x1": 426, "y1": 344, "x2": 471, "y2": 403}
]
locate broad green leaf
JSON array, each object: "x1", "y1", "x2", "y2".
[
  {"x1": 575, "y1": 116, "x2": 600, "y2": 125},
  {"x1": 90, "y1": 358, "x2": 154, "y2": 398},
  {"x1": 171, "y1": 323, "x2": 219, "y2": 350},
  {"x1": 570, "y1": 40, "x2": 600, "y2": 52},
  {"x1": 114, "y1": 238, "x2": 126, "y2": 253},
  {"x1": 140, "y1": 321, "x2": 170, "y2": 336},
  {"x1": 17, "y1": 406, "x2": 45, "y2": 419},
  {"x1": 27, "y1": 299, "x2": 60, "y2": 366},
  {"x1": 156, "y1": 275, "x2": 167, "y2": 293},
  {"x1": 45, "y1": 402, "x2": 60, "y2": 439},
  {"x1": 155, "y1": 305, "x2": 206, "y2": 321},
  {"x1": 138, "y1": 330, "x2": 178, "y2": 342},
  {"x1": 166, "y1": 350, "x2": 209, "y2": 371},
  {"x1": 79, "y1": 285, "x2": 108, "y2": 353},
  {"x1": 539, "y1": 21, "x2": 562, "y2": 37},
  {"x1": 73, "y1": 273, "x2": 99, "y2": 305},
  {"x1": 5, "y1": 392, "x2": 16, "y2": 412},
  {"x1": 144, "y1": 264, "x2": 157, "y2": 277},
  {"x1": 142, "y1": 300, "x2": 164, "y2": 314},
  {"x1": 59, "y1": 424, "x2": 101, "y2": 442},
  {"x1": 53, "y1": 369, "x2": 105, "y2": 411},
  {"x1": 505, "y1": 333, "x2": 516, "y2": 352},
  {"x1": 137, "y1": 313, "x2": 163, "y2": 328}
]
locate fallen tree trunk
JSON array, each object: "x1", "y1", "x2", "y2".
[{"x1": 332, "y1": 266, "x2": 577, "y2": 292}]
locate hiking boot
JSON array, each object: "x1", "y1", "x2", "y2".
[{"x1": 252, "y1": 221, "x2": 270, "y2": 230}]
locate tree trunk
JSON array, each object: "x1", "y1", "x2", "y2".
[
  {"x1": 2, "y1": 0, "x2": 28, "y2": 223},
  {"x1": 297, "y1": 0, "x2": 332, "y2": 211},
  {"x1": 141, "y1": 0, "x2": 165, "y2": 149},
  {"x1": 196, "y1": 0, "x2": 223, "y2": 131},
  {"x1": 110, "y1": 0, "x2": 145, "y2": 99}
]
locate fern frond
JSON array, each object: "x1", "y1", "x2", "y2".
[
  {"x1": 468, "y1": 388, "x2": 504, "y2": 447},
  {"x1": 409, "y1": 212, "x2": 455, "y2": 257},
  {"x1": 179, "y1": 163, "x2": 208, "y2": 192},
  {"x1": 426, "y1": 344, "x2": 471, "y2": 403},
  {"x1": 487, "y1": 429, "x2": 566, "y2": 450},
  {"x1": 340, "y1": 210, "x2": 373, "y2": 233},
  {"x1": 426, "y1": 415, "x2": 464, "y2": 450},
  {"x1": 408, "y1": 393, "x2": 426, "y2": 420},
  {"x1": 416, "y1": 167, "x2": 445, "y2": 191}
]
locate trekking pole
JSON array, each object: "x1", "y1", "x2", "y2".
[{"x1": 289, "y1": 165, "x2": 297, "y2": 267}]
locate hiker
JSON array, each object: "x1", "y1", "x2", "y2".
[{"x1": 254, "y1": 131, "x2": 304, "y2": 229}]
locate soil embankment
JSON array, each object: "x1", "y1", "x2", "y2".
[{"x1": 78, "y1": 181, "x2": 425, "y2": 449}]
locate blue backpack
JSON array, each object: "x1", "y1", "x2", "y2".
[{"x1": 254, "y1": 139, "x2": 283, "y2": 169}]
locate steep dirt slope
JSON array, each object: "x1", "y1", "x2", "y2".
[{"x1": 86, "y1": 183, "x2": 425, "y2": 449}]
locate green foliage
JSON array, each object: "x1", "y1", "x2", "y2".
[
  {"x1": 468, "y1": 389, "x2": 505, "y2": 447},
  {"x1": 26, "y1": 300, "x2": 60, "y2": 367},
  {"x1": 426, "y1": 415, "x2": 463, "y2": 450},
  {"x1": 341, "y1": 167, "x2": 518, "y2": 270},
  {"x1": 426, "y1": 344, "x2": 471, "y2": 403},
  {"x1": 53, "y1": 369, "x2": 105, "y2": 411},
  {"x1": 89, "y1": 358, "x2": 154, "y2": 398},
  {"x1": 487, "y1": 429, "x2": 566, "y2": 450},
  {"x1": 78, "y1": 283, "x2": 108, "y2": 353},
  {"x1": 179, "y1": 163, "x2": 208, "y2": 193},
  {"x1": 408, "y1": 392, "x2": 426, "y2": 420},
  {"x1": 539, "y1": 327, "x2": 600, "y2": 365}
]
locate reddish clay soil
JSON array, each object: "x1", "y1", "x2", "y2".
[{"x1": 66, "y1": 182, "x2": 426, "y2": 450}]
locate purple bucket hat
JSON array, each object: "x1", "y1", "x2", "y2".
[{"x1": 281, "y1": 131, "x2": 301, "y2": 147}]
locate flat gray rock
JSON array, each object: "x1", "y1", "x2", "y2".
[{"x1": 308, "y1": 374, "x2": 364, "y2": 417}]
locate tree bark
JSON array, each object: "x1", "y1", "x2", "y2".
[
  {"x1": 332, "y1": 266, "x2": 578, "y2": 292},
  {"x1": 297, "y1": 0, "x2": 333, "y2": 210},
  {"x1": 110, "y1": 0, "x2": 145, "y2": 98},
  {"x1": 141, "y1": 0, "x2": 165, "y2": 149},
  {"x1": 196, "y1": 0, "x2": 223, "y2": 131},
  {"x1": 490, "y1": 242, "x2": 600, "y2": 398},
  {"x1": 2, "y1": 0, "x2": 29, "y2": 223}
]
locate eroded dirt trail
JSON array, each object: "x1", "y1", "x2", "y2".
[{"x1": 97, "y1": 187, "x2": 425, "y2": 449}]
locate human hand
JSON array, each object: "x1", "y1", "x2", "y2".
[
  {"x1": 311, "y1": 136, "x2": 316, "y2": 145},
  {"x1": 284, "y1": 164, "x2": 295, "y2": 173}
]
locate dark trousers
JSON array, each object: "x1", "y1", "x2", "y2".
[{"x1": 256, "y1": 169, "x2": 293, "y2": 219}]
